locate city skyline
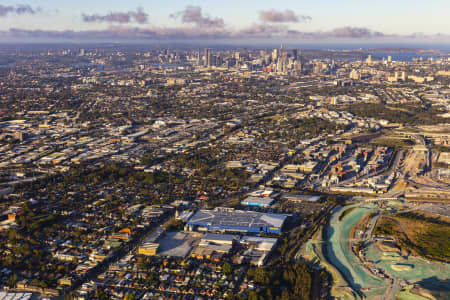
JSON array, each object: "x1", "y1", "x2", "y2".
[
  {"x1": 0, "y1": 44, "x2": 448, "y2": 299},
  {"x1": 0, "y1": 5, "x2": 449, "y2": 296},
  {"x1": 1, "y1": 0, "x2": 450, "y2": 44}
]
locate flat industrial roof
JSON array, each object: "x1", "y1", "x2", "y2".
[
  {"x1": 188, "y1": 208, "x2": 286, "y2": 229},
  {"x1": 202, "y1": 233, "x2": 238, "y2": 242},
  {"x1": 240, "y1": 236, "x2": 278, "y2": 251},
  {"x1": 282, "y1": 194, "x2": 321, "y2": 202},
  {"x1": 241, "y1": 196, "x2": 274, "y2": 205},
  {"x1": 0, "y1": 292, "x2": 33, "y2": 300},
  {"x1": 240, "y1": 236, "x2": 278, "y2": 244}
]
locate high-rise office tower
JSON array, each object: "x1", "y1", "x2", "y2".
[
  {"x1": 207, "y1": 51, "x2": 213, "y2": 67},
  {"x1": 204, "y1": 49, "x2": 210, "y2": 66},
  {"x1": 401, "y1": 71, "x2": 406, "y2": 81},
  {"x1": 197, "y1": 49, "x2": 202, "y2": 65},
  {"x1": 272, "y1": 49, "x2": 278, "y2": 62},
  {"x1": 297, "y1": 61, "x2": 302, "y2": 73}
]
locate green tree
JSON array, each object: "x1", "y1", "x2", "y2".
[
  {"x1": 123, "y1": 293, "x2": 135, "y2": 300},
  {"x1": 253, "y1": 268, "x2": 269, "y2": 285},
  {"x1": 222, "y1": 262, "x2": 232, "y2": 274},
  {"x1": 7, "y1": 274, "x2": 17, "y2": 288}
]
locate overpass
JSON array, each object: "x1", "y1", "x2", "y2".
[{"x1": 354, "y1": 192, "x2": 404, "y2": 202}]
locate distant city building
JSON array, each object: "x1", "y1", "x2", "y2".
[{"x1": 204, "y1": 48, "x2": 211, "y2": 67}]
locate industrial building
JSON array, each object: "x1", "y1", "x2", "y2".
[
  {"x1": 186, "y1": 207, "x2": 286, "y2": 234},
  {"x1": 202, "y1": 233, "x2": 238, "y2": 245},
  {"x1": 241, "y1": 196, "x2": 275, "y2": 207},
  {"x1": 0, "y1": 292, "x2": 33, "y2": 300},
  {"x1": 281, "y1": 194, "x2": 321, "y2": 203},
  {"x1": 247, "y1": 189, "x2": 276, "y2": 197},
  {"x1": 190, "y1": 233, "x2": 238, "y2": 261},
  {"x1": 138, "y1": 227, "x2": 165, "y2": 256},
  {"x1": 239, "y1": 236, "x2": 278, "y2": 266}
]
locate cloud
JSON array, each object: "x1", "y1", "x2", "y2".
[
  {"x1": 326, "y1": 26, "x2": 384, "y2": 38},
  {"x1": 82, "y1": 8, "x2": 148, "y2": 24},
  {"x1": 110, "y1": 25, "x2": 229, "y2": 39},
  {"x1": 0, "y1": 26, "x2": 447, "y2": 42},
  {"x1": 0, "y1": 4, "x2": 41, "y2": 17},
  {"x1": 235, "y1": 23, "x2": 289, "y2": 37},
  {"x1": 170, "y1": 6, "x2": 225, "y2": 28},
  {"x1": 2, "y1": 26, "x2": 230, "y2": 41},
  {"x1": 235, "y1": 25, "x2": 383, "y2": 39},
  {"x1": 259, "y1": 9, "x2": 311, "y2": 23}
]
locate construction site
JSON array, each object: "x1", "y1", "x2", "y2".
[
  {"x1": 392, "y1": 138, "x2": 450, "y2": 202},
  {"x1": 302, "y1": 202, "x2": 450, "y2": 300}
]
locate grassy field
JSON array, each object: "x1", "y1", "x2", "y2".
[
  {"x1": 373, "y1": 212, "x2": 450, "y2": 263},
  {"x1": 371, "y1": 137, "x2": 415, "y2": 148}
]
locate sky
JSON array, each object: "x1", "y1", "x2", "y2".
[{"x1": 1, "y1": 0, "x2": 450, "y2": 44}]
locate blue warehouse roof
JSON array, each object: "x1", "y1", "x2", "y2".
[
  {"x1": 241, "y1": 196, "x2": 275, "y2": 207},
  {"x1": 187, "y1": 207, "x2": 286, "y2": 233}
]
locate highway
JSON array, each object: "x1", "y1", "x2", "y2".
[{"x1": 405, "y1": 177, "x2": 450, "y2": 189}]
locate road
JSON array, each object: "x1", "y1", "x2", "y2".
[
  {"x1": 293, "y1": 203, "x2": 338, "y2": 261},
  {"x1": 332, "y1": 148, "x2": 400, "y2": 190},
  {"x1": 71, "y1": 123, "x2": 355, "y2": 296},
  {"x1": 69, "y1": 213, "x2": 173, "y2": 296},
  {"x1": 383, "y1": 278, "x2": 401, "y2": 300},
  {"x1": 405, "y1": 178, "x2": 450, "y2": 190},
  {"x1": 355, "y1": 210, "x2": 407, "y2": 300},
  {"x1": 325, "y1": 205, "x2": 404, "y2": 299}
]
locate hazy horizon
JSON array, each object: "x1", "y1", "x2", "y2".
[{"x1": 1, "y1": 0, "x2": 450, "y2": 44}]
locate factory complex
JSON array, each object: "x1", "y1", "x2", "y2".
[{"x1": 186, "y1": 207, "x2": 287, "y2": 234}]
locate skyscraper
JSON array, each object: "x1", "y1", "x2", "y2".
[
  {"x1": 401, "y1": 71, "x2": 406, "y2": 81},
  {"x1": 204, "y1": 48, "x2": 210, "y2": 66},
  {"x1": 207, "y1": 50, "x2": 213, "y2": 67},
  {"x1": 272, "y1": 49, "x2": 278, "y2": 62},
  {"x1": 197, "y1": 49, "x2": 202, "y2": 65}
]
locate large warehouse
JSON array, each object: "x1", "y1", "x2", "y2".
[
  {"x1": 241, "y1": 196, "x2": 275, "y2": 207},
  {"x1": 186, "y1": 207, "x2": 286, "y2": 234}
]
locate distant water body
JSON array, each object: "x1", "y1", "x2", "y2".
[
  {"x1": 367, "y1": 52, "x2": 440, "y2": 61},
  {"x1": 0, "y1": 63, "x2": 15, "y2": 67},
  {"x1": 283, "y1": 43, "x2": 449, "y2": 61},
  {"x1": 285, "y1": 43, "x2": 450, "y2": 52}
]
